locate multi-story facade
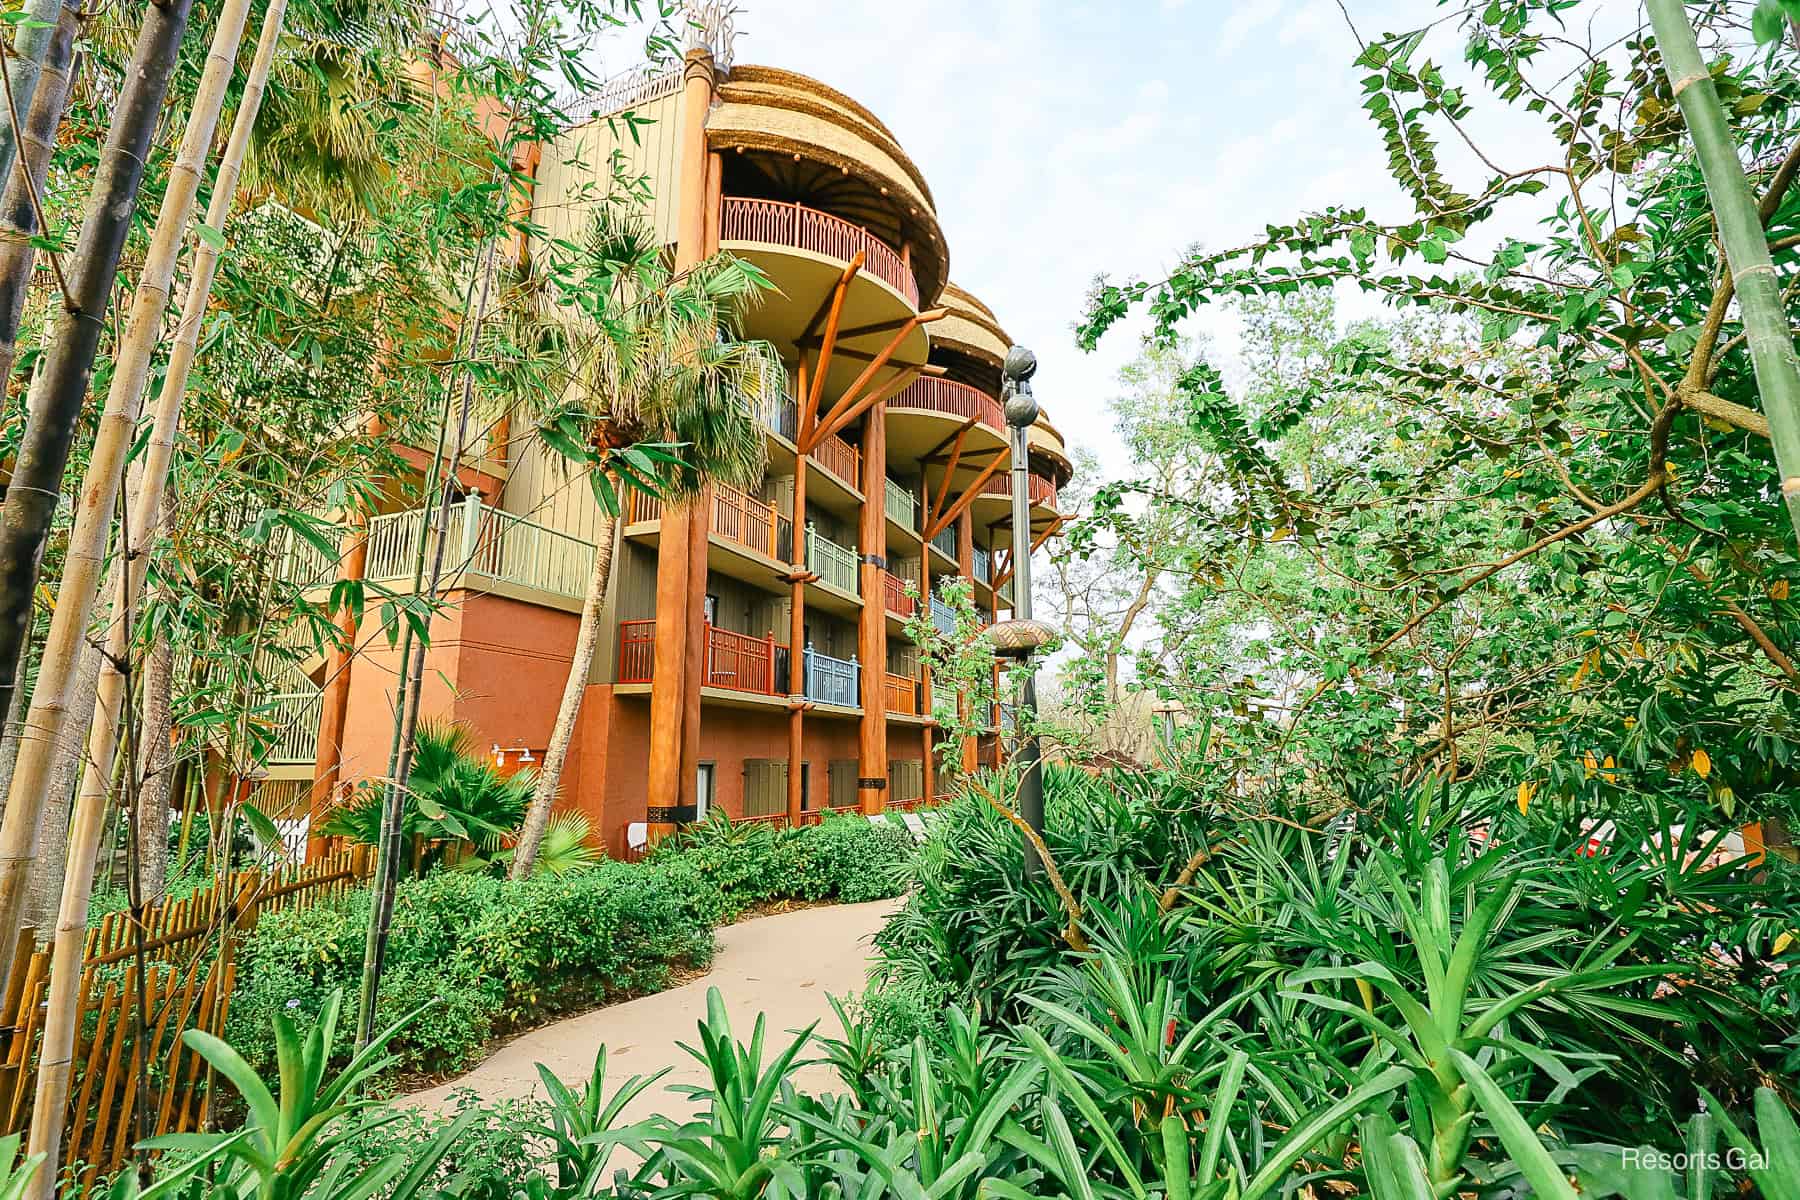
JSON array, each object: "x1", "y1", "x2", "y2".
[{"x1": 272, "y1": 38, "x2": 1071, "y2": 855}]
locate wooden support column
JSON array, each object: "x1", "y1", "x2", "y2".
[
  {"x1": 787, "y1": 362, "x2": 810, "y2": 826},
  {"x1": 956, "y1": 513, "x2": 978, "y2": 774},
  {"x1": 679, "y1": 484, "x2": 709, "y2": 811},
  {"x1": 918, "y1": 476, "x2": 934, "y2": 805},
  {"x1": 646, "y1": 47, "x2": 715, "y2": 831},
  {"x1": 306, "y1": 512, "x2": 368, "y2": 860},
  {"x1": 857, "y1": 404, "x2": 888, "y2": 814}
]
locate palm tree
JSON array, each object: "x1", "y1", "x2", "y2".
[
  {"x1": 508, "y1": 208, "x2": 776, "y2": 878},
  {"x1": 321, "y1": 721, "x2": 533, "y2": 873}
]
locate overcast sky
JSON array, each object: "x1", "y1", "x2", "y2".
[{"x1": 587, "y1": 0, "x2": 1648, "y2": 481}]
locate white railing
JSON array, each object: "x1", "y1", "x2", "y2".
[
  {"x1": 265, "y1": 691, "x2": 322, "y2": 765},
  {"x1": 555, "y1": 64, "x2": 682, "y2": 123},
  {"x1": 807, "y1": 526, "x2": 860, "y2": 595},
  {"x1": 884, "y1": 478, "x2": 917, "y2": 531},
  {"x1": 276, "y1": 530, "x2": 336, "y2": 589},
  {"x1": 803, "y1": 646, "x2": 860, "y2": 707},
  {"x1": 364, "y1": 498, "x2": 596, "y2": 601}
]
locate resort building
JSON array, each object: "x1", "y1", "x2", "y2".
[{"x1": 274, "y1": 33, "x2": 1071, "y2": 854}]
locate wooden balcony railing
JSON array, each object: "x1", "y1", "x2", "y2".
[
  {"x1": 814, "y1": 432, "x2": 861, "y2": 490},
  {"x1": 359, "y1": 498, "x2": 595, "y2": 601},
  {"x1": 885, "y1": 672, "x2": 919, "y2": 715},
  {"x1": 626, "y1": 486, "x2": 794, "y2": 562},
  {"x1": 712, "y1": 482, "x2": 792, "y2": 562},
  {"x1": 892, "y1": 376, "x2": 1005, "y2": 430},
  {"x1": 883, "y1": 570, "x2": 916, "y2": 617},
  {"x1": 884, "y1": 477, "x2": 918, "y2": 531},
  {"x1": 803, "y1": 645, "x2": 860, "y2": 707},
  {"x1": 616, "y1": 621, "x2": 789, "y2": 697},
  {"x1": 264, "y1": 691, "x2": 322, "y2": 765},
  {"x1": 807, "y1": 526, "x2": 860, "y2": 594},
  {"x1": 720, "y1": 197, "x2": 920, "y2": 306},
  {"x1": 618, "y1": 619, "x2": 656, "y2": 682},
  {"x1": 981, "y1": 472, "x2": 1059, "y2": 509}
]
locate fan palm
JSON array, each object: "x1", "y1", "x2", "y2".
[
  {"x1": 509, "y1": 205, "x2": 777, "y2": 877},
  {"x1": 322, "y1": 721, "x2": 531, "y2": 872}
]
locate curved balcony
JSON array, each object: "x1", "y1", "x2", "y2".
[
  {"x1": 890, "y1": 376, "x2": 1004, "y2": 431},
  {"x1": 721, "y1": 197, "x2": 918, "y2": 307},
  {"x1": 981, "y1": 472, "x2": 1059, "y2": 510}
]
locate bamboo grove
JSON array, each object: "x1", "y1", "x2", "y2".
[{"x1": 0, "y1": 0, "x2": 710, "y2": 1190}]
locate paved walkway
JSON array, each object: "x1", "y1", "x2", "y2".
[{"x1": 402, "y1": 898, "x2": 897, "y2": 1120}]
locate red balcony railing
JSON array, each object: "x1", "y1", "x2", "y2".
[
  {"x1": 981, "y1": 472, "x2": 1059, "y2": 509},
  {"x1": 885, "y1": 672, "x2": 919, "y2": 715},
  {"x1": 618, "y1": 619, "x2": 656, "y2": 682},
  {"x1": 814, "y1": 432, "x2": 861, "y2": 490},
  {"x1": 720, "y1": 197, "x2": 919, "y2": 306},
  {"x1": 891, "y1": 376, "x2": 1004, "y2": 430},
  {"x1": 616, "y1": 621, "x2": 788, "y2": 696},
  {"x1": 883, "y1": 570, "x2": 916, "y2": 618},
  {"x1": 707, "y1": 625, "x2": 786, "y2": 695}
]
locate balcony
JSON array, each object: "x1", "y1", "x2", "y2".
[
  {"x1": 891, "y1": 376, "x2": 1005, "y2": 431},
  {"x1": 883, "y1": 570, "x2": 916, "y2": 618},
  {"x1": 263, "y1": 691, "x2": 322, "y2": 765},
  {"x1": 884, "y1": 477, "x2": 918, "y2": 532},
  {"x1": 627, "y1": 484, "x2": 795, "y2": 564},
  {"x1": 972, "y1": 545, "x2": 991, "y2": 584},
  {"x1": 885, "y1": 671, "x2": 920, "y2": 715},
  {"x1": 929, "y1": 526, "x2": 957, "y2": 561},
  {"x1": 616, "y1": 621, "x2": 791, "y2": 698},
  {"x1": 807, "y1": 526, "x2": 860, "y2": 595},
  {"x1": 803, "y1": 645, "x2": 860, "y2": 708},
  {"x1": 278, "y1": 499, "x2": 597, "y2": 603},
  {"x1": 981, "y1": 471, "x2": 1059, "y2": 510},
  {"x1": 927, "y1": 596, "x2": 957, "y2": 638},
  {"x1": 720, "y1": 197, "x2": 918, "y2": 307},
  {"x1": 711, "y1": 483, "x2": 792, "y2": 562},
  {"x1": 814, "y1": 432, "x2": 861, "y2": 491}
]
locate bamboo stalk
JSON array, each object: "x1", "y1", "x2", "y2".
[
  {"x1": 0, "y1": 0, "x2": 201, "y2": 993},
  {"x1": 21, "y1": 0, "x2": 276, "y2": 1185},
  {"x1": 0, "y1": 0, "x2": 70, "y2": 194},
  {"x1": 1646, "y1": 0, "x2": 1800, "y2": 541},
  {"x1": 0, "y1": 0, "x2": 78, "y2": 388}
]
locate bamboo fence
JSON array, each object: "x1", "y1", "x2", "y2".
[{"x1": 0, "y1": 845, "x2": 372, "y2": 1190}]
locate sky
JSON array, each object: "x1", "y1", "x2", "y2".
[{"x1": 584, "y1": 0, "x2": 1647, "y2": 481}]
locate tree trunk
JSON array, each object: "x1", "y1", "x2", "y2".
[
  {"x1": 0, "y1": 0, "x2": 73, "y2": 194},
  {"x1": 20, "y1": 0, "x2": 273, "y2": 1182},
  {"x1": 135, "y1": 629, "x2": 174, "y2": 900},
  {"x1": 1646, "y1": 0, "x2": 1800, "y2": 541},
  {"x1": 24, "y1": 639, "x2": 96, "y2": 933},
  {"x1": 357, "y1": 235, "x2": 499, "y2": 1048},
  {"x1": 0, "y1": 0, "x2": 78, "y2": 390},
  {"x1": 0, "y1": 0, "x2": 199, "y2": 995},
  {"x1": 511, "y1": 501, "x2": 617, "y2": 878}
]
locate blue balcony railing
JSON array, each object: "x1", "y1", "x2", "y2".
[{"x1": 803, "y1": 645, "x2": 860, "y2": 707}]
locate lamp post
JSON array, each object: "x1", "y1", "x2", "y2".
[{"x1": 999, "y1": 345, "x2": 1045, "y2": 870}]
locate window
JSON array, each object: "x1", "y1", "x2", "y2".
[{"x1": 696, "y1": 762, "x2": 716, "y2": 821}]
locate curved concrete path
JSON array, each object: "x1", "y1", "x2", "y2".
[{"x1": 403, "y1": 898, "x2": 897, "y2": 1120}]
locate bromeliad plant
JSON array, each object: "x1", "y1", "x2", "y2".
[
  {"x1": 146, "y1": 990, "x2": 473, "y2": 1200},
  {"x1": 1280, "y1": 853, "x2": 1672, "y2": 1198}
]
